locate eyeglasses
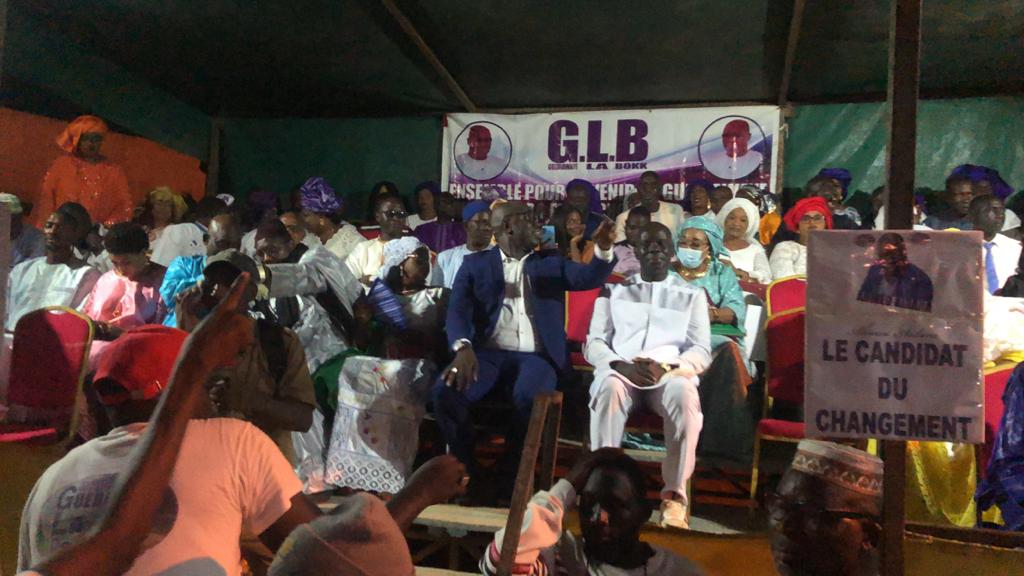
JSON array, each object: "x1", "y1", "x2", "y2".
[
  {"x1": 800, "y1": 213, "x2": 827, "y2": 222},
  {"x1": 381, "y1": 209, "x2": 408, "y2": 220},
  {"x1": 766, "y1": 492, "x2": 878, "y2": 532}
]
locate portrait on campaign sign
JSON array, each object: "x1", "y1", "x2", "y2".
[
  {"x1": 441, "y1": 107, "x2": 780, "y2": 203},
  {"x1": 453, "y1": 121, "x2": 512, "y2": 182},
  {"x1": 855, "y1": 232, "x2": 934, "y2": 312},
  {"x1": 805, "y1": 230, "x2": 984, "y2": 444},
  {"x1": 697, "y1": 116, "x2": 766, "y2": 181}
]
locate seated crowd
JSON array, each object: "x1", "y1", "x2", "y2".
[{"x1": 4, "y1": 115, "x2": 1023, "y2": 575}]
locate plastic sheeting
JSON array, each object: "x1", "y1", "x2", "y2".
[{"x1": 784, "y1": 97, "x2": 1024, "y2": 194}]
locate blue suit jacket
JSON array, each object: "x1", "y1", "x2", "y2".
[{"x1": 446, "y1": 247, "x2": 616, "y2": 370}]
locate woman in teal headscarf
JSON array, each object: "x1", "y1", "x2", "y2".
[{"x1": 675, "y1": 216, "x2": 754, "y2": 460}]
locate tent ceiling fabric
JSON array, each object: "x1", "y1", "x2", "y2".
[{"x1": 14, "y1": 0, "x2": 1024, "y2": 117}]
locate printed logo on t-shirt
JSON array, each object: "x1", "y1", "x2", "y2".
[{"x1": 35, "y1": 473, "x2": 179, "y2": 556}]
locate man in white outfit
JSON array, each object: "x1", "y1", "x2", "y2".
[{"x1": 585, "y1": 221, "x2": 712, "y2": 529}]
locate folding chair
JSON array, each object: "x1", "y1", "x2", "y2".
[
  {"x1": 1, "y1": 307, "x2": 94, "y2": 445},
  {"x1": 749, "y1": 307, "x2": 805, "y2": 508},
  {"x1": 765, "y1": 275, "x2": 806, "y2": 318}
]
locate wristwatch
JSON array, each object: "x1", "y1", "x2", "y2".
[{"x1": 452, "y1": 339, "x2": 472, "y2": 353}]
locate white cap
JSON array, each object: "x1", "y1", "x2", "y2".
[{"x1": 0, "y1": 193, "x2": 24, "y2": 215}]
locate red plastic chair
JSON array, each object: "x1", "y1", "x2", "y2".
[
  {"x1": 0, "y1": 307, "x2": 94, "y2": 445},
  {"x1": 979, "y1": 362, "x2": 1017, "y2": 477},
  {"x1": 749, "y1": 308, "x2": 806, "y2": 507},
  {"x1": 765, "y1": 275, "x2": 806, "y2": 318}
]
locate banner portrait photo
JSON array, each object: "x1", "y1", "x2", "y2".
[
  {"x1": 805, "y1": 230, "x2": 985, "y2": 443},
  {"x1": 441, "y1": 106, "x2": 780, "y2": 205}
]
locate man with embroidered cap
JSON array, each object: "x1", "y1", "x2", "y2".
[
  {"x1": 0, "y1": 192, "x2": 45, "y2": 267},
  {"x1": 434, "y1": 199, "x2": 493, "y2": 288},
  {"x1": 297, "y1": 176, "x2": 363, "y2": 260},
  {"x1": 586, "y1": 222, "x2": 712, "y2": 528},
  {"x1": 769, "y1": 440, "x2": 884, "y2": 576}
]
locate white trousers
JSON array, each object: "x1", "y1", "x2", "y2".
[{"x1": 589, "y1": 374, "x2": 703, "y2": 504}]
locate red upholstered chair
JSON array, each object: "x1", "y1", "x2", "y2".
[
  {"x1": 765, "y1": 275, "x2": 806, "y2": 318},
  {"x1": 358, "y1": 227, "x2": 381, "y2": 240},
  {"x1": 979, "y1": 362, "x2": 1017, "y2": 477},
  {"x1": 749, "y1": 307, "x2": 806, "y2": 508},
  {"x1": 0, "y1": 307, "x2": 94, "y2": 445},
  {"x1": 565, "y1": 275, "x2": 625, "y2": 371},
  {"x1": 565, "y1": 287, "x2": 602, "y2": 372}
]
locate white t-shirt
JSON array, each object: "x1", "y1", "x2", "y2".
[
  {"x1": 406, "y1": 214, "x2": 436, "y2": 230},
  {"x1": 18, "y1": 418, "x2": 301, "y2": 576}
]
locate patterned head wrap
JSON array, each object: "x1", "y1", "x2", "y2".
[
  {"x1": 784, "y1": 196, "x2": 833, "y2": 233},
  {"x1": 792, "y1": 440, "x2": 883, "y2": 497},
  {"x1": 676, "y1": 216, "x2": 728, "y2": 259},
  {"x1": 56, "y1": 115, "x2": 109, "y2": 154},
  {"x1": 299, "y1": 177, "x2": 342, "y2": 215},
  {"x1": 378, "y1": 236, "x2": 428, "y2": 280},
  {"x1": 566, "y1": 178, "x2": 604, "y2": 214}
]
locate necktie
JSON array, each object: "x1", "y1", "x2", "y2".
[{"x1": 985, "y1": 242, "x2": 999, "y2": 294}]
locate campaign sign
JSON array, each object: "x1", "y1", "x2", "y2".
[
  {"x1": 805, "y1": 230, "x2": 984, "y2": 443},
  {"x1": 441, "y1": 106, "x2": 780, "y2": 204}
]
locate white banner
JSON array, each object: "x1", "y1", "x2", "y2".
[
  {"x1": 441, "y1": 106, "x2": 780, "y2": 203},
  {"x1": 805, "y1": 230, "x2": 984, "y2": 443}
]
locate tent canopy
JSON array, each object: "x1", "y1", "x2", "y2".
[{"x1": 15, "y1": 0, "x2": 1024, "y2": 117}]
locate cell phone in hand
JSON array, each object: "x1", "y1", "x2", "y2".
[{"x1": 541, "y1": 225, "x2": 557, "y2": 249}]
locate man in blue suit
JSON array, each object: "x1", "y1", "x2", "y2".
[{"x1": 433, "y1": 200, "x2": 616, "y2": 497}]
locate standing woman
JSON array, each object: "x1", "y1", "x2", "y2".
[
  {"x1": 769, "y1": 196, "x2": 833, "y2": 279},
  {"x1": 39, "y1": 115, "x2": 133, "y2": 228},
  {"x1": 715, "y1": 198, "x2": 772, "y2": 284},
  {"x1": 674, "y1": 216, "x2": 754, "y2": 459}
]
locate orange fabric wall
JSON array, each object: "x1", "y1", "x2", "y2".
[{"x1": 0, "y1": 107, "x2": 206, "y2": 226}]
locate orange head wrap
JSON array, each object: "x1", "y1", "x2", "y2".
[
  {"x1": 783, "y1": 196, "x2": 833, "y2": 232},
  {"x1": 56, "y1": 115, "x2": 109, "y2": 154}
]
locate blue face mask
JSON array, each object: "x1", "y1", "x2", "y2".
[{"x1": 676, "y1": 247, "x2": 706, "y2": 269}]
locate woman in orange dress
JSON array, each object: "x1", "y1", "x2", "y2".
[{"x1": 38, "y1": 115, "x2": 133, "y2": 228}]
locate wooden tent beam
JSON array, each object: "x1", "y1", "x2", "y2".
[
  {"x1": 881, "y1": 0, "x2": 922, "y2": 573},
  {"x1": 380, "y1": 0, "x2": 477, "y2": 113},
  {"x1": 778, "y1": 0, "x2": 807, "y2": 107},
  {"x1": 204, "y1": 118, "x2": 222, "y2": 198}
]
